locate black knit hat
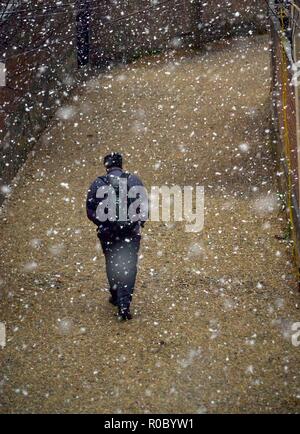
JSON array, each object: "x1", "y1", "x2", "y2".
[{"x1": 103, "y1": 152, "x2": 123, "y2": 169}]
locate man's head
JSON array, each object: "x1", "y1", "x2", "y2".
[{"x1": 103, "y1": 152, "x2": 123, "y2": 171}]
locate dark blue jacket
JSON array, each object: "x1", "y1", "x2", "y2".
[{"x1": 86, "y1": 167, "x2": 147, "y2": 232}]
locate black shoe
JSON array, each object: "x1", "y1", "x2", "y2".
[
  {"x1": 118, "y1": 307, "x2": 132, "y2": 321},
  {"x1": 109, "y1": 296, "x2": 118, "y2": 306}
]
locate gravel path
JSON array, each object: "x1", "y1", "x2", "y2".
[{"x1": 0, "y1": 35, "x2": 300, "y2": 414}]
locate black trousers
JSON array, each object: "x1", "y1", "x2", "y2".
[{"x1": 99, "y1": 234, "x2": 141, "y2": 310}]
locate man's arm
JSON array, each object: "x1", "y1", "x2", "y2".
[{"x1": 86, "y1": 178, "x2": 101, "y2": 226}]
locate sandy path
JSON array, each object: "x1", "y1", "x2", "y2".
[{"x1": 0, "y1": 35, "x2": 300, "y2": 413}]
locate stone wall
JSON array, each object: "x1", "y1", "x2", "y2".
[{"x1": 0, "y1": 1, "x2": 76, "y2": 203}]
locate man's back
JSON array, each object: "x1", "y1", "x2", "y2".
[
  {"x1": 86, "y1": 152, "x2": 146, "y2": 320},
  {"x1": 86, "y1": 167, "x2": 146, "y2": 234}
]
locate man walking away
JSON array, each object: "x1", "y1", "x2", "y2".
[{"x1": 86, "y1": 152, "x2": 147, "y2": 320}]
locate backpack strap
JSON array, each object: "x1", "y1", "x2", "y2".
[{"x1": 99, "y1": 175, "x2": 109, "y2": 186}]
